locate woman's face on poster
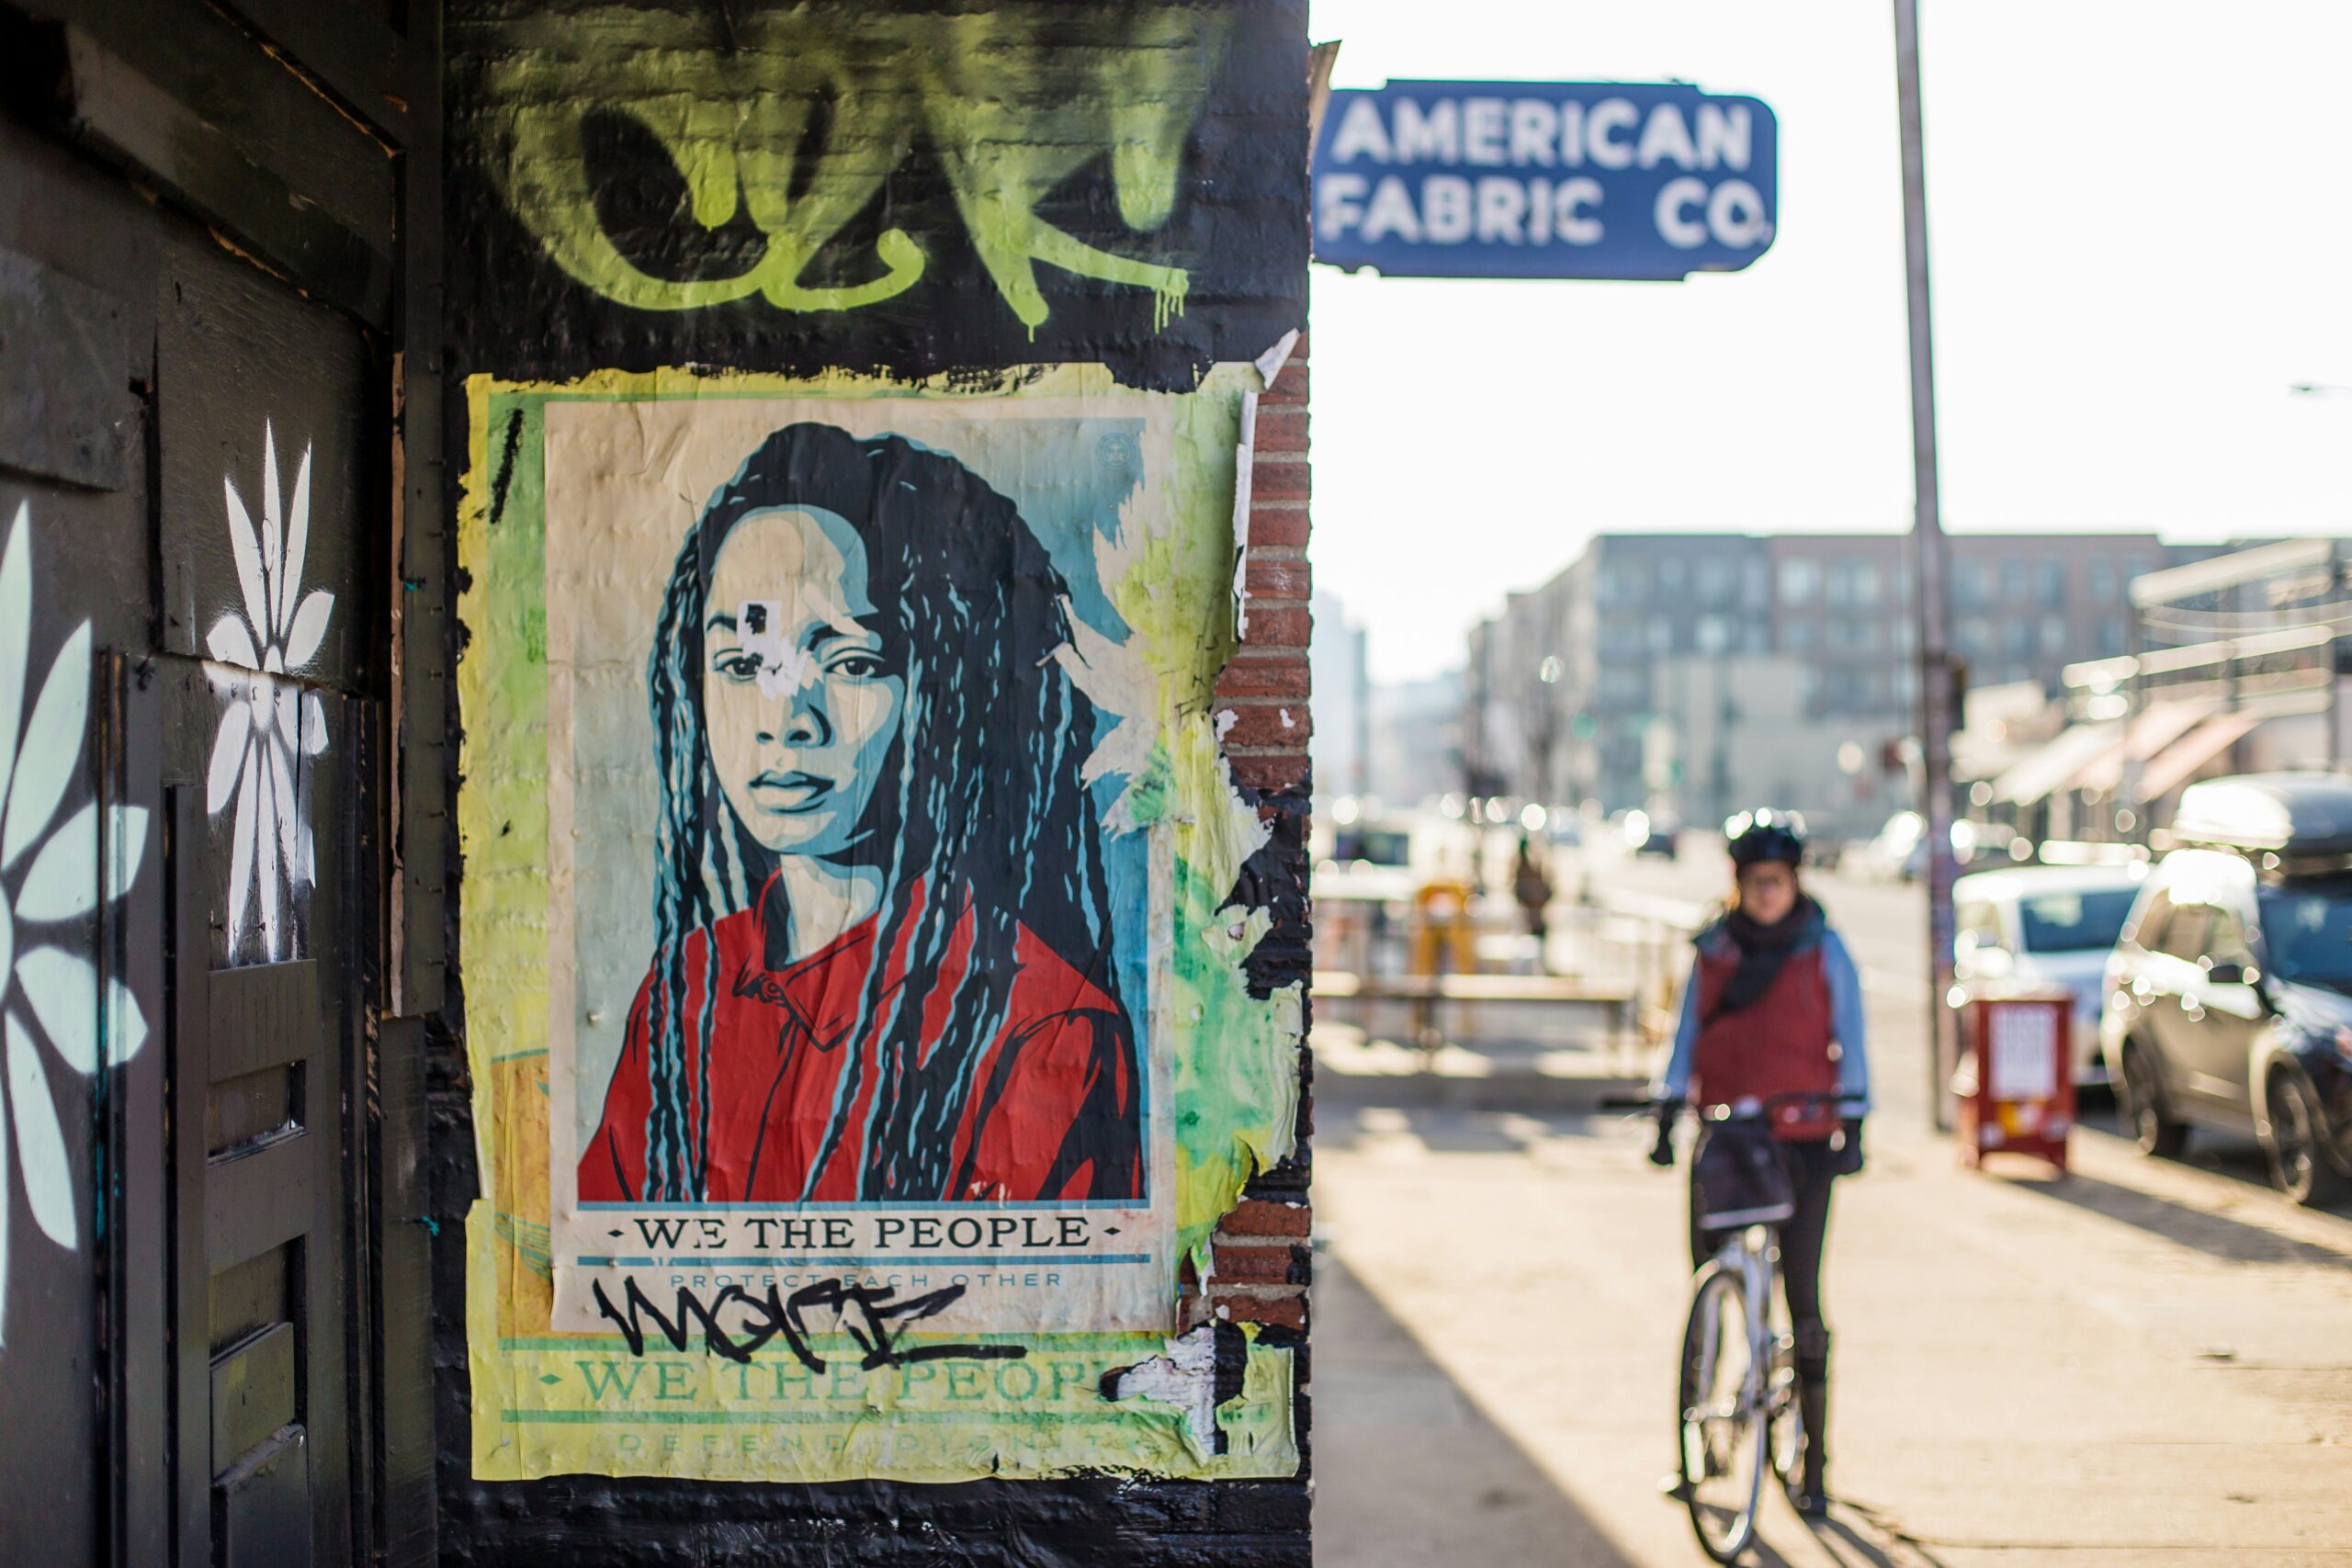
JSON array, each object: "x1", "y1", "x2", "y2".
[{"x1": 702, "y1": 507, "x2": 905, "y2": 858}]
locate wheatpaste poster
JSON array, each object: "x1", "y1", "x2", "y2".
[{"x1": 458, "y1": 365, "x2": 1301, "y2": 1482}]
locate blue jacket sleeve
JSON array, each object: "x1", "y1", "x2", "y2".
[
  {"x1": 1653, "y1": 954, "x2": 1702, "y2": 1103},
  {"x1": 1822, "y1": 929, "x2": 1871, "y2": 1117}
]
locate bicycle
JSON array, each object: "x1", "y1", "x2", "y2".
[{"x1": 1659, "y1": 1090, "x2": 1838, "y2": 1563}]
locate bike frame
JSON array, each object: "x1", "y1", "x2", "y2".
[{"x1": 1675, "y1": 1091, "x2": 1834, "y2": 1560}]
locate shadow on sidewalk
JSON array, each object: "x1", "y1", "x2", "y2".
[
  {"x1": 2080, "y1": 1110, "x2": 2352, "y2": 1221},
  {"x1": 1313, "y1": 1252, "x2": 1638, "y2": 1568},
  {"x1": 2005, "y1": 1167, "x2": 2352, "y2": 1271},
  {"x1": 1323, "y1": 1102, "x2": 1607, "y2": 1155},
  {"x1": 1809, "y1": 1507, "x2": 1950, "y2": 1568}
]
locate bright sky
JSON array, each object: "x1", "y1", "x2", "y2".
[{"x1": 1306, "y1": 0, "x2": 2352, "y2": 682}]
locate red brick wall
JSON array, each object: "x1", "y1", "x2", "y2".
[
  {"x1": 1218, "y1": 332, "x2": 1313, "y2": 797},
  {"x1": 1206, "y1": 330, "x2": 1312, "y2": 1337}
]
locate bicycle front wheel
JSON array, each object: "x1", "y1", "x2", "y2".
[{"x1": 1679, "y1": 1261, "x2": 1769, "y2": 1563}]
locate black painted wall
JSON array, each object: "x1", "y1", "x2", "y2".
[{"x1": 429, "y1": 3, "x2": 1312, "y2": 1562}]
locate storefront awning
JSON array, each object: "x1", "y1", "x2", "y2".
[
  {"x1": 2068, "y1": 698, "x2": 2215, "y2": 796},
  {"x1": 2137, "y1": 710, "x2": 2266, "y2": 802},
  {"x1": 1989, "y1": 721, "x2": 2122, "y2": 807}
]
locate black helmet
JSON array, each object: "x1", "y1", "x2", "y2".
[{"x1": 1725, "y1": 807, "x2": 1806, "y2": 867}]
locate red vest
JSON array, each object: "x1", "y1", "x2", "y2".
[{"x1": 1690, "y1": 936, "x2": 1841, "y2": 1141}]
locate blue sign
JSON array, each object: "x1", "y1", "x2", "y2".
[{"x1": 1311, "y1": 81, "x2": 1778, "y2": 281}]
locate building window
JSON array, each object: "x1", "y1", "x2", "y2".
[
  {"x1": 2099, "y1": 616, "x2": 2128, "y2": 655},
  {"x1": 1697, "y1": 557, "x2": 1736, "y2": 604},
  {"x1": 1957, "y1": 561, "x2": 1994, "y2": 606},
  {"x1": 1648, "y1": 615, "x2": 1674, "y2": 654},
  {"x1": 1958, "y1": 616, "x2": 1995, "y2": 657},
  {"x1": 2038, "y1": 560, "x2": 2067, "y2": 607},
  {"x1": 1781, "y1": 618, "x2": 1816, "y2": 652},
  {"x1": 2041, "y1": 615, "x2": 2068, "y2": 655},
  {"x1": 1827, "y1": 617, "x2": 1876, "y2": 653},
  {"x1": 1696, "y1": 615, "x2": 1732, "y2": 655},
  {"x1": 1852, "y1": 564, "x2": 1883, "y2": 605},
  {"x1": 2089, "y1": 560, "x2": 2119, "y2": 602},
  {"x1": 2001, "y1": 557, "x2": 2029, "y2": 601},
  {"x1": 1779, "y1": 558, "x2": 1820, "y2": 605},
  {"x1": 1659, "y1": 556, "x2": 1687, "y2": 595},
  {"x1": 2003, "y1": 618, "x2": 2032, "y2": 654},
  {"x1": 1598, "y1": 559, "x2": 1647, "y2": 604},
  {"x1": 1600, "y1": 667, "x2": 1647, "y2": 705}
]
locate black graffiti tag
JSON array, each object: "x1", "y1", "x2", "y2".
[{"x1": 590, "y1": 1276, "x2": 1027, "y2": 1371}]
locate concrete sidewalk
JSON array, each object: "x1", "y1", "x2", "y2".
[
  {"x1": 1311, "y1": 1017, "x2": 1650, "y2": 1112},
  {"x1": 1313, "y1": 1108, "x2": 2352, "y2": 1566}
]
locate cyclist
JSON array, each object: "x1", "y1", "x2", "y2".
[{"x1": 1651, "y1": 808, "x2": 1869, "y2": 1517}]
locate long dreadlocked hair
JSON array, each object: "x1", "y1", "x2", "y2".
[{"x1": 639, "y1": 423, "x2": 1128, "y2": 1202}]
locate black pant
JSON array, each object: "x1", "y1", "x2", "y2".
[{"x1": 1689, "y1": 1135, "x2": 1838, "y2": 1385}]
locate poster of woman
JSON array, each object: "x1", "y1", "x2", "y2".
[
  {"x1": 575, "y1": 423, "x2": 1143, "y2": 1207},
  {"x1": 459, "y1": 366, "x2": 1306, "y2": 1479},
  {"x1": 521, "y1": 387, "x2": 1181, "y2": 1335}
]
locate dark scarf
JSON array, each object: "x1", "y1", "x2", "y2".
[{"x1": 1708, "y1": 895, "x2": 1824, "y2": 1021}]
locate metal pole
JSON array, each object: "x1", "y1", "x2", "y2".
[
  {"x1": 1352, "y1": 622, "x2": 1372, "y2": 795},
  {"x1": 2120, "y1": 603, "x2": 2144, "y2": 838},
  {"x1": 2333, "y1": 539, "x2": 2346, "y2": 768},
  {"x1": 1894, "y1": 0, "x2": 1958, "y2": 1131}
]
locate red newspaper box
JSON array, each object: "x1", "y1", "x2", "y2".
[{"x1": 1951, "y1": 989, "x2": 2075, "y2": 1173}]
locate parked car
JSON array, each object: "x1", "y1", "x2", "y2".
[
  {"x1": 2100, "y1": 773, "x2": 2352, "y2": 1206},
  {"x1": 1862, "y1": 810, "x2": 1987, "y2": 881},
  {"x1": 1622, "y1": 807, "x2": 1679, "y2": 858},
  {"x1": 1862, "y1": 811, "x2": 1927, "y2": 879},
  {"x1": 1954, "y1": 863, "x2": 2146, "y2": 1086}
]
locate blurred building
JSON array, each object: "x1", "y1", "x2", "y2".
[
  {"x1": 1990, "y1": 537, "x2": 2352, "y2": 843},
  {"x1": 1310, "y1": 589, "x2": 1371, "y2": 798},
  {"x1": 1365, "y1": 671, "x2": 1464, "y2": 810},
  {"x1": 1463, "y1": 531, "x2": 2220, "y2": 834}
]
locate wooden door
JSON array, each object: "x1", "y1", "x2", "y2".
[{"x1": 150, "y1": 230, "x2": 386, "y2": 1565}]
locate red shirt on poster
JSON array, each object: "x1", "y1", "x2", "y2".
[{"x1": 577, "y1": 878, "x2": 1141, "y2": 1204}]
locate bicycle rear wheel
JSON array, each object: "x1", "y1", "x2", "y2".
[
  {"x1": 1679, "y1": 1262, "x2": 1769, "y2": 1562},
  {"x1": 1766, "y1": 1268, "x2": 1803, "y2": 1484}
]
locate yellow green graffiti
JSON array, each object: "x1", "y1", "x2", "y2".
[{"x1": 473, "y1": 5, "x2": 1227, "y2": 331}]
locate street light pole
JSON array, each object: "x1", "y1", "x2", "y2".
[
  {"x1": 1894, "y1": 0, "x2": 1958, "y2": 1131},
  {"x1": 2289, "y1": 386, "x2": 2352, "y2": 766}
]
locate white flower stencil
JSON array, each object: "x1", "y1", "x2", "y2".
[
  {"x1": 0, "y1": 502, "x2": 151, "y2": 1352},
  {"x1": 205, "y1": 422, "x2": 333, "y2": 962}
]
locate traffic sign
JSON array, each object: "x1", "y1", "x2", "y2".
[{"x1": 1312, "y1": 81, "x2": 1779, "y2": 281}]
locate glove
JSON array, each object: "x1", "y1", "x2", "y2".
[
  {"x1": 1832, "y1": 1117, "x2": 1866, "y2": 1176},
  {"x1": 1647, "y1": 1100, "x2": 1680, "y2": 1168}
]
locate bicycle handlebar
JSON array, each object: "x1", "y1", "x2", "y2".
[
  {"x1": 1698, "y1": 1090, "x2": 1849, "y2": 1123},
  {"x1": 1600, "y1": 1091, "x2": 1849, "y2": 1120}
]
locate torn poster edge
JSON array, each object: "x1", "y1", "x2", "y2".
[
  {"x1": 1230, "y1": 330, "x2": 1296, "y2": 641},
  {"x1": 1252, "y1": 329, "x2": 1300, "y2": 387},
  {"x1": 1228, "y1": 388, "x2": 1259, "y2": 640},
  {"x1": 1100, "y1": 1321, "x2": 1251, "y2": 1457}
]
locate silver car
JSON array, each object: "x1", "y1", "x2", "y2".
[{"x1": 1954, "y1": 863, "x2": 2148, "y2": 1086}]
